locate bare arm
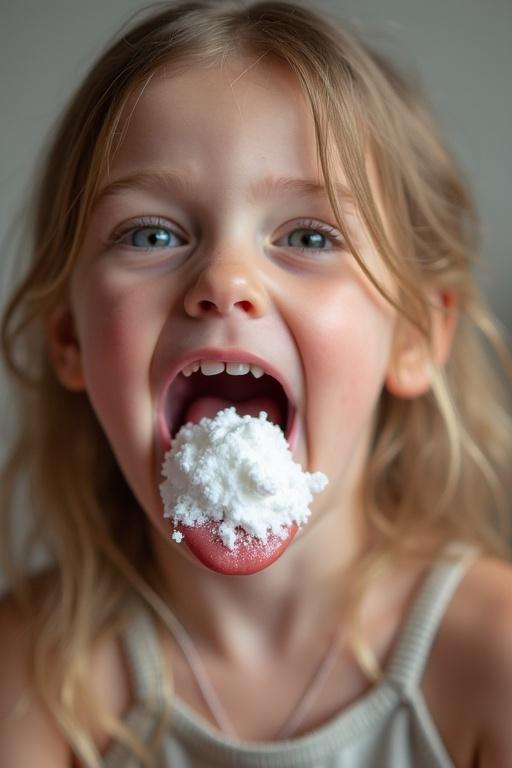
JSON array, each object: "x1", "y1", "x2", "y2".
[
  {"x1": 469, "y1": 560, "x2": 512, "y2": 767},
  {"x1": 0, "y1": 594, "x2": 70, "y2": 767}
]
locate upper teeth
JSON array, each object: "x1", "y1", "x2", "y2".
[{"x1": 181, "y1": 360, "x2": 265, "y2": 378}]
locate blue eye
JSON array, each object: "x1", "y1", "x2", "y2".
[
  {"x1": 128, "y1": 226, "x2": 183, "y2": 249},
  {"x1": 279, "y1": 220, "x2": 344, "y2": 252},
  {"x1": 111, "y1": 218, "x2": 186, "y2": 250},
  {"x1": 287, "y1": 229, "x2": 328, "y2": 249}
]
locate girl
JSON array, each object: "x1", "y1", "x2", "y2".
[{"x1": 1, "y1": 1, "x2": 512, "y2": 766}]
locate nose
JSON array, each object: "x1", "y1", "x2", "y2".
[{"x1": 183, "y1": 256, "x2": 269, "y2": 319}]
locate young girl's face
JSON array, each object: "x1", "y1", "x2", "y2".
[{"x1": 64, "y1": 56, "x2": 397, "y2": 568}]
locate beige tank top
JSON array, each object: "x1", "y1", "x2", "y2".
[{"x1": 103, "y1": 547, "x2": 476, "y2": 767}]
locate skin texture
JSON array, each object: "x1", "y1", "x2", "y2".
[
  {"x1": 62, "y1": 57, "x2": 400, "y2": 570},
  {"x1": 2, "y1": 56, "x2": 511, "y2": 767}
]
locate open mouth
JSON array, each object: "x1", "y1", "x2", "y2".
[{"x1": 163, "y1": 367, "x2": 293, "y2": 443}]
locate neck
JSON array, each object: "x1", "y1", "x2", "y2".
[{"x1": 150, "y1": 491, "x2": 368, "y2": 664}]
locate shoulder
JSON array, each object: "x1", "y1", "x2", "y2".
[
  {"x1": 0, "y1": 588, "x2": 70, "y2": 767},
  {"x1": 461, "y1": 557, "x2": 512, "y2": 766},
  {"x1": 455, "y1": 555, "x2": 512, "y2": 680},
  {"x1": 0, "y1": 574, "x2": 131, "y2": 766},
  {"x1": 425, "y1": 554, "x2": 512, "y2": 768}
]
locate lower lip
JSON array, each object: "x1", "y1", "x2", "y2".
[{"x1": 175, "y1": 521, "x2": 299, "y2": 576}]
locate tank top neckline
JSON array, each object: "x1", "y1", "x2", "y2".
[{"x1": 114, "y1": 543, "x2": 477, "y2": 766}]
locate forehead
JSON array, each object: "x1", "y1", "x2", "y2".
[{"x1": 108, "y1": 56, "x2": 325, "y2": 186}]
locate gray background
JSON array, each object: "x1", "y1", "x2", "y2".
[{"x1": 1, "y1": 0, "x2": 511, "y2": 587}]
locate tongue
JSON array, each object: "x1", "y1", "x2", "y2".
[
  {"x1": 179, "y1": 395, "x2": 292, "y2": 575},
  {"x1": 178, "y1": 397, "x2": 290, "y2": 576},
  {"x1": 185, "y1": 396, "x2": 282, "y2": 426},
  {"x1": 180, "y1": 521, "x2": 298, "y2": 576}
]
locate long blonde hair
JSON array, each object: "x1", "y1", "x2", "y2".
[{"x1": 1, "y1": 1, "x2": 511, "y2": 764}]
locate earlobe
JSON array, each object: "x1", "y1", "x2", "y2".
[
  {"x1": 46, "y1": 304, "x2": 86, "y2": 392},
  {"x1": 385, "y1": 290, "x2": 457, "y2": 399}
]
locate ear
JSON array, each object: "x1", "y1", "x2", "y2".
[
  {"x1": 46, "y1": 303, "x2": 86, "y2": 391},
  {"x1": 385, "y1": 290, "x2": 457, "y2": 399}
]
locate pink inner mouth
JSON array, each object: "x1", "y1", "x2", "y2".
[
  {"x1": 163, "y1": 369, "x2": 293, "y2": 445},
  {"x1": 185, "y1": 395, "x2": 282, "y2": 425}
]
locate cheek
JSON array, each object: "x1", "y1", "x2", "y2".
[
  {"x1": 294, "y1": 280, "x2": 394, "y2": 454},
  {"x1": 305, "y1": 282, "x2": 392, "y2": 379},
  {"x1": 72, "y1": 271, "x2": 161, "y2": 448},
  {"x1": 69, "y1": 268, "x2": 174, "y2": 517}
]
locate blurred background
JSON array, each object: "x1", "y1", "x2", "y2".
[{"x1": 1, "y1": 0, "x2": 511, "y2": 589}]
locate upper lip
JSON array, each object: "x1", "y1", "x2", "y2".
[{"x1": 158, "y1": 346, "x2": 297, "y2": 442}]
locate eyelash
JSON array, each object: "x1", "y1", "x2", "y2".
[
  {"x1": 109, "y1": 216, "x2": 345, "y2": 252},
  {"x1": 291, "y1": 219, "x2": 344, "y2": 251},
  {"x1": 110, "y1": 216, "x2": 186, "y2": 249}
]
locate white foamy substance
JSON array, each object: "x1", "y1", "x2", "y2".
[{"x1": 159, "y1": 407, "x2": 328, "y2": 550}]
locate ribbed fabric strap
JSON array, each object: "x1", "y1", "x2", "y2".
[
  {"x1": 121, "y1": 607, "x2": 171, "y2": 708},
  {"x1": 387, "y1": 545, "x2": 477, "y2": 694},
  {"x1": 102, "y1": 611, "x2": 173, "y2": 767}
]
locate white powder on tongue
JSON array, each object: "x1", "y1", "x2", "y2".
[{"x1": 159, "y1": 407, "x2": 328, "y2": 550}]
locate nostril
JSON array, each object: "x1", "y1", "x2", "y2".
[
  {"x1": 197, "y1": 299, "x2": 254, "y2": 314},
  {"x1": 199, "y1": 300, "x2": 216, "y2": 312},
  {"x1": 184, "y1": 266, "x2": 268, "y2": 319}
]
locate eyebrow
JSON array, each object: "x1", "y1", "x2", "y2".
[{"x1": 93, "y1": 169, "x2": 353, "y2": 207}]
